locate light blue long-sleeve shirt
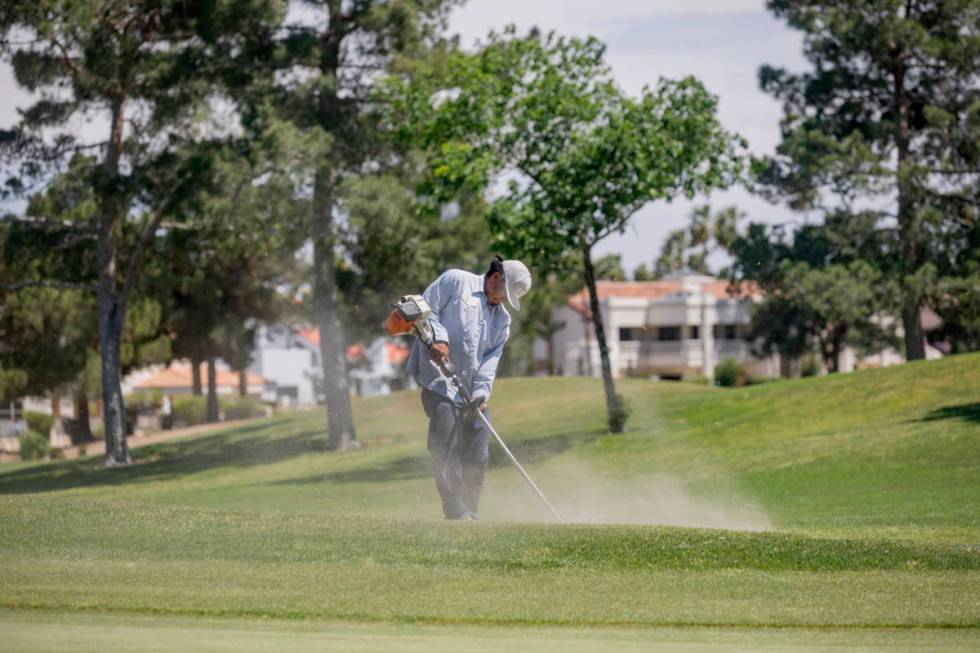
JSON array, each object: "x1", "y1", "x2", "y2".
[{"x1": 406, "y1": 269, "x2": 511, "y2": 404}]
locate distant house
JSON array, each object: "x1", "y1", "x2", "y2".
[
  {"x1": 539, "y1": 274, "x2": 944, "y2": 381},
  {"x1": 539, "y1": 274, "x2": 777, "y2": 381},
  {"x1": 126, "y1": 362, "x2": 265, "y2": 396},
  {"x1": 347, "y1": 338, "x2": 411, "y2": 397},
  {"x1": 250, "y1": 325, "x2": 411, "y2": 403},
  {"x1": 250, "y1": 326, "x2": 322, "y2": 406}
]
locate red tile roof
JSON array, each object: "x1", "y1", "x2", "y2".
[
  {"x1": 296, "y1": 327, "x2": 320, "y2": 347},
  {"x1": 300, "y1": 328, "x2": 409, "y2": 365},
  {"x1": 566, "y1": 279, "x2": 756, "y2": 316},
  {"x1": 387, "y1": 342, "x2": 409, "y2": 364},
  {"x1": 346, "y1": 341, "x2": 410, "y2": 364},
  {"x1": 135, "y1": 363, "x2": 264, "y2": 390}
]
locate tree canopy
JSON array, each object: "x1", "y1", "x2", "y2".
[
  {"x1": 758, "y1": 0, "x2": 980, "y2": 360},
  {"x1": 385, "y1": 27, "x2": 745, "y2": 431}
]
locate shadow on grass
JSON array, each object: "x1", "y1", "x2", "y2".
[
  {"x1": 273, "y1": 427, "x2": 604, "y2": 486},
  {"x1": 918, "y1": 402, "x2": 980, "y2": 425},
  {"x1": 0, "y1": 420, "x2": 324, "y2": 495}
]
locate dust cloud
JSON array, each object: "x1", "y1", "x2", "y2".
[{"x1": 487, "y1": 457, "x2": 772, "y2": 531}]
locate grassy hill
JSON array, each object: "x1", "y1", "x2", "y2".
[{"x1": 1, "y1": 353, "x2": 978, "y2": 650}]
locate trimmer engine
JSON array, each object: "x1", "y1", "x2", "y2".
[{"x1": 383, "y1": 295, "x2": 434, "y2": 343}]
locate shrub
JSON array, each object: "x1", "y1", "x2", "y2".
[
  {"x1": 608, "y1": 393, "x2": 631, "y2": 433},
  {"x1": 127, "y1": 389, "x2": 163, "y2": 413},
  {"x1": 222, "y1": 396, "x2": 267, "y2": 421},
  {"x1": 19, "y1": 429, "x2": 49, "y2": 460},
  {"x1": 24, "y1": 411, "x2": 54, "y2": 436},
  {"x1": 715, "y1": 357, "x2": 747, "y2": 387},
  {"x1": 172, "y1": 395, "x2": 208, "y2": 427},
  {"x1": 801, "y1": 355, "x2": 820, "y2": 377}
]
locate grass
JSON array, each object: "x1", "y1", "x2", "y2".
[
  {"x1": 7, "y1": 609, "x2": 980, "y2": 653},
  {"x1": 0, "y1": 353, "x2": 978, "y2": 649}
]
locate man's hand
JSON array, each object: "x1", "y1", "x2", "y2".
[
  {"x1": 467, "y1": 395, "x2": 487, "y2": 413},
  {"x1": 429, "y1": 341, "x2": 449, "y2": 365}
]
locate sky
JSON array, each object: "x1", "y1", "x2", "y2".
[{"x1": 0, "y1": 1, "x2": 808, "y2": 276}]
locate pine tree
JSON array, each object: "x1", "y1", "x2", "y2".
[
  {"x1": 0, "y1": 1, "x2": 283, "y2": 465},
  {"x1": 255, "y1": 0, "x2": 460, "y2": 449},
  {"x1": 758, "y1": 0, "x2": 980, "y2": 360}
]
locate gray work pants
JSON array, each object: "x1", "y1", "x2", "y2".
[{"x1": 420, "y1": 388, "x2": 489, "y2": 519}]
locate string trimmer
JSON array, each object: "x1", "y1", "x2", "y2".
[{"x1": 384, "y1": 294, "x2": 564, "y2": 523}]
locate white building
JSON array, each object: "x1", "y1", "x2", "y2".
[
  {"x1": 539, "y1": 275, "x2": 778, "y2": 381},
  {"x1": 250, "y1": 326, "x2": 412, "y2": 403},
  {"x1": 347, "y1": 338, "x2": 412, "y2": 398},
  {"x1": 250, "y1": 326, "x2": 322, "y2": 406}
]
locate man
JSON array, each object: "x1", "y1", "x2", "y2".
[{"x1": 406, "y1": 255, "x2": 532, "y2": 520}]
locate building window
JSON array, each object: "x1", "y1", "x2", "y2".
[
  {"x1": 657, "y1": 326, "x2": 681, "y2": 341},
  {"x1": 688, "y1": 325, "x2": 700, "y2": 340},
  {"x1": 619, "y1": 327, "x2": 639, "y2": 341},
  {"x1": 713, "y1": 324, "x2": 738, "y2": 340}
]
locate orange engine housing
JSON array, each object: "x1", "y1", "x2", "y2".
[{"x1": 383, "y1": 309, "x2": 414, "y2": 336}]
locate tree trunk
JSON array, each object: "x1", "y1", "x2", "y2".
[
  {"x1": 581, "y1": 244, "x2": 622, "y2": 433},
  {"x1": 191, "y1": 355, "x2": 203, "y2": 395},
  {"x1": 546, "y1": 331, "x2": 556, "y2": 376},
  {"x1": 312, "y1": 168, "x2": 357, "y2": 450},
  {"x1": 238, "y1": 369, "x2": 247, "y2": 397},
  {"x1": 581, "y1": 314, "x2": 594, "y2": 376},
  {"x1": 97, "y1": 93, "x2": 131, "y2": 468},
  {"x1": 206, "y1": 356, "x2": 219, "y2": 423},
  {"x1": 311, "y1": 5, "x2": 357, "y2": 451},
  {"x1": 98, "y1": 308, "x2": 130, "y2": 466},
  {"x1": 780, "y1": 355, "x2": 799, "y2": 378},
  {"x1": 901, "y1": 300, "x2": 925, "y2": 361},
  {"x1": 893, "y1": 55, "x2": 926, "y2": 361},
  {"x1": 75, "y1": 389, "x2": 93, "y2": 442}
]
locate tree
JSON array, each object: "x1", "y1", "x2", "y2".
[
  {"x1": 1, "y1": 158, "x2": 170, "y2": 438},
  {"x1": 386, "y1": 29, "x2": 744, "y2": 432},
  {"x1": 0, "y1": 1, "x2": 282, "y2": 465},
  {"x1": 255, "y1": 0, "x2": 459, "y2": 450},
  {"x1": 593, "y1": 254, "x2": 627, "y2": 281},
  {"x1": 653, "y1": 205, "x2": 740, "y2": 278},
  {"x1": 758, "y1": 0, "x2": 980, "y2": 361},
  {"x1": 335, "y1": 168, "x2": 492, "y2": 345},
  {"x1": 726, "y1": 220, "x2": 895, "y2": 374},
  {"x1": 149, "y1": 150, "x2": 307, "y2": 419},
  {"x1": 632, "y1": 263, "x2": 655, "y2": 281}
]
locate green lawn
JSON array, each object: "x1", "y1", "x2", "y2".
[{"x1": 1, "y1": 353, "x2": 978, "y2": 650}]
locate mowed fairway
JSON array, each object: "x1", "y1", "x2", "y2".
[{"x1": 1, "y1": 353, "x2": 978, "y2": 651}]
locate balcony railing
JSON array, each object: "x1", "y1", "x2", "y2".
[{"x1": 617, "y1": 339, "x2": 752, "y2": 368}]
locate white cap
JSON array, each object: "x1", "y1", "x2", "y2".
[{"x1": 502, "y1": 259, "x2": 532, "y2": 311}]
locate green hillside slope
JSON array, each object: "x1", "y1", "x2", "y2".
[
  {"x1": 0, "y1": 353, "x2": 977, "y2": 642},
  {"x1": 2, "y1": 352, "x2": 977, "y2": 541}
]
